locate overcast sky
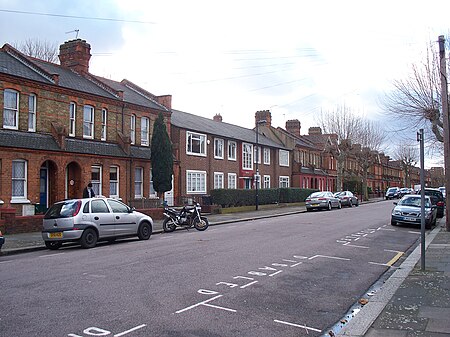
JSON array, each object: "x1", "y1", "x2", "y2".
[{"x1": 1, "y1": 0, "x2": 449, "y2": 166}]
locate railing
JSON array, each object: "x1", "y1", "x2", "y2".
[{"x1": 128, "y1": 198, "x2": 161, "y2": 209}]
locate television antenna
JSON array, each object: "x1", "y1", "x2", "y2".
[{"x1": 65, "y1": 29, "x2": 80, "y2": 39}]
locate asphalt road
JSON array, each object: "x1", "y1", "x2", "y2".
[{"x1": 0, "y1": 200, "x2": 422, "y2": 337}]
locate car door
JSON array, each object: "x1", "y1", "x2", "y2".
[
  {"x1": 107, "y1": 199, "x2": 138, "y2": 236},
  {"x1": 89, "y1": 199, "x2": 116, "y2": 238}
]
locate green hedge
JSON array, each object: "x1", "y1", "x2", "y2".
[{"x1": 210, "y1": 188, "x2": 318, "y2": 208}]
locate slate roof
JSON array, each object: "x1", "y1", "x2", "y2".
[
  {"x1": 0, "y1": 130, "x2": 151, "y2": 160},
  {"x1": 171, "y1": 109, "x2": 287, "y2": 149}
]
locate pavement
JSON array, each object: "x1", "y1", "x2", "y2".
[{"x1": 1, "y1": 199, "x2": 449, "y2": 336}]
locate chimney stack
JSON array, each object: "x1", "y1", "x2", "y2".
[
  {"x1": 285, "y1": 119, "x2": 301, "y2": 136},
  {"x1": 213, "y1": 113, "x2": 222, "y2": 122},
  {"x1": 308, "y1": 127, "x2": 322, "y2": 135},
  {"x1": 58, "y1": 39, "x2": 91, "y2": 74},
  {"x1": 255, "y1": 110, "x2": 271, "y2": 127}
]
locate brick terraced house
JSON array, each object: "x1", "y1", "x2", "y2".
[{"x1": 0, "y1": 39, "x2": 173, "y2": 221}]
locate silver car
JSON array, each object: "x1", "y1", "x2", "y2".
[
  {"x1": 391, "y1": 194, "x2": 437, "y2": 229},
  {"x1": 305, "y1": 191, "x2": 341, "y2": 211},
  {"x1": 42, "y1": 197, "x2": 153, "y2": 249}
]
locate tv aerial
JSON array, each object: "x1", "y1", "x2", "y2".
[{"x1": 65, "y1": 29, "x2": 80, "y2": 39}]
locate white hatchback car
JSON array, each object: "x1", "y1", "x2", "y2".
[{"x1": 42, "y1": 197, "x2": 153, "y2": 249}]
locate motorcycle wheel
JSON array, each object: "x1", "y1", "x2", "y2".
[
  {"x1": 194, "y1": 217, "x2": 209, "y2": 231},
  {"x1": 163, "y1": 218, "x2": 177, "y2": 232}
]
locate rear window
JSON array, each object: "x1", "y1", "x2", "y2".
[{"x1": 44, "y1": 200, "x2": 81, "y2": 219}]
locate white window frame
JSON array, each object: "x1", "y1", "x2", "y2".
[
  {"x1": 69, "y1": 102, "x2": 76, "y2": 137},
  {"x1": 131, "y1": 114, "x2": 136, "y2": 145},
  {"x1": 91, "y1": 165, "x2": 102, "y2": 196},
  {"x1": 263, "y1": 148, "x2": 270, "y2": 165},
  {"x1": 214, "y1": 172, "x2": 224, "y2": 189},
  {"x1": 242, "y1": 142, "x2": 253, "y2": 170},
  {"x1": 186, "y1": 131, "x2": 207, "y2": 157},
  {"x1": 279, "y1": 176, "x2": 290, "y2": 188},
  {"x1": 149, "y1": 169, "x2": 157, "y2": 198},
  {"x1": 28, "y1": 94, "x2": 36, "y2": 132},
  {"x1": 264, "y1": 175, "x2": 271, "y2": 189},
  {"x1": 101, "y1": 108, "x2": 107, "y2": 141},
  {"x1": 228, "y1": 173, "x2": 237, "y2": 189},
  {"x1": 186, "y1": 170, "x2": 207, "y2": 194},
  {"x1": 214, "y1": 138, "x2": 224, "y2": 159},
  {"x1": 279, "y1": 149, "x2": 289, "y2": 167},
  {"x1": 11, "y1": 159, "x2": 28, "y2": 202},
  {"x1": 141, "y1": 117, "x2": 149, "y2": 146},
  {"x1": 3, "y1": 89, "x2": 19, "y2": 130},
  {"x1": 83, "y1": 105, "x2": 94, "y2": 139},
  {"x1": 228, "y1": 141, "x2": 237, "y2": 161},
  {"x1": 109, "y1": 166, "x2": 119, "y2": 198},
  {"x1": 134, "y1": 167, "x2": 143, "y2": 198}
]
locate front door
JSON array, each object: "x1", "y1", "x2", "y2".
[{"x1": 39, "y1": 168, "x2": 48, "y2": 208}]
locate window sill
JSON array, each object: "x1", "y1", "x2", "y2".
[
  {"x1": 0, "y1": 199, "x2": 4, "y2": 205},
  {"x1": 10, "y1": 198, "x2": 31, "y2": 204}
]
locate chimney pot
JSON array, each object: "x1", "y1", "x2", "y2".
[{"x1": 213, "y1": 113, "x2": 223, "y2": 122}]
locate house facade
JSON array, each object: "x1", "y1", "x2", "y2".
[
  {"x1": 0, "y1": 39, "x2": 172, "y2": 216},
  {"x1": 171, "y1": 110, "x2": 291, "y2": 203}
]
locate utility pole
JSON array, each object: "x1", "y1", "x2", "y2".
[
  {"x1": 438, "y1": 35, "x2": 450, "y2": 231},
  {"x1": 417, "y1": 129, "x2": 426, "y2": 270}
]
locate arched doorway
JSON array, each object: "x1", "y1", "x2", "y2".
[
  {"x1": 39, "y1": 160, "x2": 58, "y2": 210},
  {"x1": 66, "y1": 161, "x2": 82, "y2": 199}
]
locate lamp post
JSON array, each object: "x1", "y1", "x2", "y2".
[{"x1": 255, "y1": 119, "x2": 267, "y2": 210}]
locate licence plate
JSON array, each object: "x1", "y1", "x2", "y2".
[
  {"x1": 312, "y1": 204, "x2": 320, "y2": 207},
  {"x1": 403, "y1": 217, "x2": 416, "y2": 221},
  {"x1": 49, "y1": 232, "x2": 63, "y2": 239}
]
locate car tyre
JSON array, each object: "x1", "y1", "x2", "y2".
[
  {"x1": 338, "y1": 202, "x2": 342, "y2": 209},
  {"x1": 45, "y1": 241, "x2": 62, "y2": 250},
  {"x1": 138, "y1": 222, "x2": 152, "y2": 240},
  {"x1": 163, "y1": 218, "x2": 177, "y2": 232},
  {"x1": 306, "y1": 208, "x2": 312, "y2": 212},
  {"x1": 390, "y1": 219, "x2": 397, "y2": 226},
  {"x1": 327, "y1": 202, "x2": 332, "y2": 211},
  {"x1": 80, "y1": 228, "x2": 98, "y2": 249},
  {"x1": 355, "y1": 200, "x2": 359, "y2": 207}
]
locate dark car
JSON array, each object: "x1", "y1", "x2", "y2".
[
  {"x1": 334, "y1": 191, "x2": 359, "y2": 207},
  {"x1": 385, "y1": 187, "x2": 400, "y2": 200},
  {"x1": 420, "y1": 188, "x2": 445, "y2": 218},
  {"x1": 391, "y1": 194, "x2": 437, "y2": 229}
]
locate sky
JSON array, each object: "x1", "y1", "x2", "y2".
[{"x1": 1, "y1": 0, "x2": 449, "y2": 166}]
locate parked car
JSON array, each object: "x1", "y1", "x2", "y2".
[
  {"x1": 385, "y1": 187, "x2": 401, "y2": 200},
  {"x1": 0, "y1": 230, "x2": 4, "y2": 250},
  {"x1": 391, "y1": 194, "x2": 437, "y2": 229},
  {"x1": 419, "y1": 188, "x2": 445, "y2": 218},
  {"x1": 438, "y1": 186, "x2": 446, "y2": 197},
  {"x1": 334, "y1": 191, "x2": 359, "y2": 207},
  {"x1": 42, "y1": 197, "x2": 153, "y2": 250},
  {"x1": 305, "y1": 191, "x2": 341, "y2": 211},
  {"x1": 398, "y1": 188, "x2": 414, "y2": 197}
]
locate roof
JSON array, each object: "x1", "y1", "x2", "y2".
[
  {"x1": 0, "y1": 130, "x2": 151, "y2": 160},
  {"x1": 171, "y1": 109, "x2": 287, "y2": 149},
  {"x1": 0, "y1": 44, "x2": 167, "y2": 112}
]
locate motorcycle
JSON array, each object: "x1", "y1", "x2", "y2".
[{"x1": 163, "y1": 202, "x2": 209, "y2": 232}]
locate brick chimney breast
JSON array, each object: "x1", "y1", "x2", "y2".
[
  {"x1": 255, "y1": 110, "x2": 272, "y2": 127},
  {"x1": 213, "y1": 113, "x2": 222, "y2": 122},
  {"x1": 286, "y1": 119, "x2": 301, "y2": 136},
  {"x1": 308, "y1": 127, "x2": 322, "y2": 135},
  {"x1": 58, "y1": 39, "x2": 91, "y2": 74}
]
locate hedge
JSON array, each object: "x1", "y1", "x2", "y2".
[{"x1": 209, "y1": 188, "x2": 318, "y2": 208}]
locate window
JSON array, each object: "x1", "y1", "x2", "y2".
[
  {"x1": 242, "y1": 143, "x2": 253, "y2": 170},
  {"x1": 108, "y1": 199, "x2": 129, "y2": 213},
  {"x1": 69, "y1": 102, "x2": 76, "y2": 137},
  {"x1": 264, "y1": 175, "x2": 271, "y2": 189},
  {"x1": 83, "y1": 105, "x2": 94, "y2": 138},
  {"x1": 254, "y1": 146, "x2": 261, "y2": 164},
  {"x1": 279, "y1": 176, "x2": 290, "y2": 188},
  {"x1": 228, "y1": 173, "x2": 237, "y2": 189},
  {"x1": 214, "y1": 138, "x2": 224, "y2": 159},
  {"x1": 3, "y1": 89, "x2": 19, "y2": 129},
  {"x1": 141, "y1": 117, "x2": 149, "y2": 146},
  {"x1": 263, "y1": 148, "x2": 270, "y2": 165},
  {"x1": 12, "y1": 160, "x2": 27, "y2": 200},
  {"x1": 187, "y1": 131, "x2": 207, "y2": 156},
  {"x1": 91, "y1": 166, "x2": 102, "y2": 196},
  {"x1": 131, "y1": 114, "x2": 136, "y2": 144},
  {"x1": 214, "y1": 172, "x2": 224, "y2": 189},
  {"x1": 91, "y1": 199, "x2": 110, "y2": 213},
  {"x1": 110, "y1": 166, "x2": 119, "y2": 198},
  {"x1": 187, "y1": 170, "x2": 206, "y2": 193},
  {"x1": 101, "y1": 108, "x2": 107, "y2": 141},
  {"x1": 279, "y1": 149, "x2": 289, "y2": 167},
  {"x1": 228, "y1": 141, "x2": 237, "y2": 161},
  {"x1": 149, "y1": 169, "x2": 157, "y2": 198},
  {"x1": 28, "y1": 94, "x2": 36, "y2": 132},
  {"x1": 135, "y1": 167, "x2": 143, "y2": 198}
]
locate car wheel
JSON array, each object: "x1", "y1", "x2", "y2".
[
  {"x1": 80, "y1": 228, "x2": 98, "y2": 249},
  {"x1": 349, "y1": 200, "x2": 353, "y2": 207},
  {"x1": 355, "y1": 200, "x2": 359, "y2": 207},
  {"x1": 138, "y1": 222, "x2": 152, "y2": 240},
  {"x1": 163, "y1": 218, "x2": 177, "y2": 232},
  {"x1": 45, "y1": 241, "x2": 62, "y2": 250},
  {"x1": 338, "y1": 202, "x2": 342, "y2": 209},
  {"x1": 306, "y1": 208, "x2": 312, "y2": 212},
  {"x1": 327, "y1": 202, "x2": 332, "y2": 211},
  {"x1": 390, "y1": 219, "x2": 397, "y2": 226}
]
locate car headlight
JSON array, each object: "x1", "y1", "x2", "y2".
[{"x1": 393, "y1": 210, "x2": 402, "y2": 215}]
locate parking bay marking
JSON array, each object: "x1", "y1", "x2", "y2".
[
  {"x1": 175, "y1": 295, "x2": 237, "y2": 314},
  {"x1": 274, "y1": 319, "x2": 322, "y2": 333}
]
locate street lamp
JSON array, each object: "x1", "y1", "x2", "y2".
[{"x1": 255, "y1": 119, "x2": 267, "y2": 210}]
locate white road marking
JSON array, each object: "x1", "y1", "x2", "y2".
[
  {"x1": 269, "y1": 270, "x2": 283, "y2": 277},
  {"x1": 0, "y1": 260, "x2": 13, "y2": 264},
  {"x1": 282, "y1": 259, "x2": 297, "y2": 263},
  {"x1": 336, "y1": 240, "x2": 348, "y2": 243},
  {"x1": 308, "y1": 255, "x2": 350, "y2": 261},
  {"x1": 40, "y1": 253, "x2": 65, "y2": 258},
  {"x1": 274, "y1": 319, "x2": 322, "y2": 333},
  {"x1": 384, "y1": 249, "x2": 403, "y2": 253},
  {"x1": 378, "y1": 228, "x2": 395, "y2": 231},
  {"x1": 175, "y1": 295, "x2": 236, "y2": 314},
  {"x1": 343, "y1": 242, "x2": 369, "y2": 249},
  {"x1": 408, "y1": 231, "x2": 421, "y2": 235},
  {"x1": 240, "y1": 281, "x2": 258, "y2": 289},
  {"x1": 293, "y1": 255, "x2": 308, "y2": 259},
  {"x1": 114, "y1": 324, "x2": 147, "y2": 337},
  {"x1": 290, "y1": 262, "x2": 302, "y2": 267},
  {"x1": 368, "y1": 261, "x2": 389, "y2": 266}
]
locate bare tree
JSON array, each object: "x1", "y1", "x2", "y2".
[
  {"x1": 320, "y1": 105, "x2": 363, "y2": 191},
  {"x1": 393, "y1": 142, "x2": 419, "y2": 187},
  {"x1": 382, "y1": 40, "x2": 448, "y2": 147},
  {"x1": 13, "y1": 38, "x2": 59, "y2": 63}
]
